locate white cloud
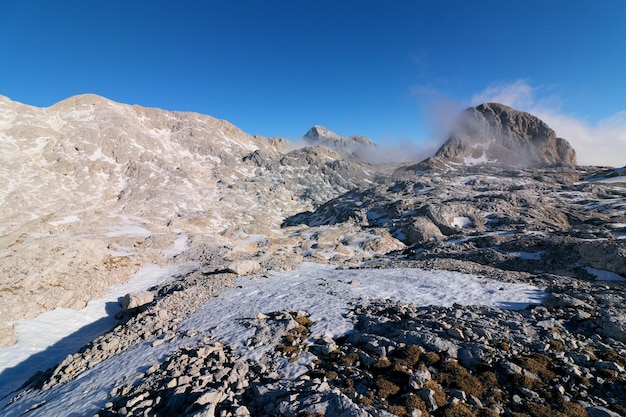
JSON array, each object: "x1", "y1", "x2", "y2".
[
  {"x1": 471, "y1": 80, "x2": 538, "y2": 110},
  {"x1": 471, "y1": 80, "x2": 626, "y2": 167}
]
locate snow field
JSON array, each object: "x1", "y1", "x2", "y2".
[
  {"x1": 0, "y1": 263, "x2": 546, "y2": 416},
  {"x1": 183, "y1": 263, "x2": 545, "y2": 355},
  {"x1": 0, "y1": 262, "x2": 198, "y2": 401}
]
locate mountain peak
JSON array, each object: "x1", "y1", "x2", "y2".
[
  {"x1": 303, "y1": 125, "x2": 340, "y2": 142},
  {"x1": 433, "y1": 102, "x2": 577, "y2": 167},
  {"x1": 301, "y1": 126, "x2": 375, "y2": 162}
]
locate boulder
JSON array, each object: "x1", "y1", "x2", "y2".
[
  {"x1": 226, "y1": 260, "x2": 261, "y2": 276},
  {"x1": 121, "y1": 291, "x2": 154, "y2": 311}
]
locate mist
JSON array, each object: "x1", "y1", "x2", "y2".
[
  {"x1": 286, "y1": 132, "x2": 441, "y2": 165},
  {"x1": 354, "y1": 139, "x2": 441, "y2": 165}
]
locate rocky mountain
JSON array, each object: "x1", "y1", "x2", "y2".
[
  {"x1": 0, "y1": 94, "x2": 376, "y2": 346},
  {"x1": 1, "y1": 96, "x2": 625, "y2": 417},
  {"x1": 410, "y1": 103, "x2": 577, "y2": 171},
  {"x1": 303, "y1": 125, "x2": 376, "y2": 161}
]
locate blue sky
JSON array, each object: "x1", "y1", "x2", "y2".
[{"x1": 1, "y1": 1, "x2": 625, "y2": 165}]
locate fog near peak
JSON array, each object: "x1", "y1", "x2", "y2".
[
  {"x1": 286, "y1": 128, "x2": 440, "y2": 165},
  {"x1": 471, "y1": 80, "x2": 626, "y2": 167}
]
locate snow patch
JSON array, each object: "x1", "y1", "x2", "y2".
[
  {"x1": 48, "y1": 215, "x2": 80, "y2": 226},
  {"x1": 183, "y1": 262, "x2": 545, "y2": 368},
  {"x1": 585, "y1": 266, "x2": 626, "y2": 281},
  {"x1": 502, "y1": 250, "x2": 545, "y2": 261},
  {"x1": 0, "y1": 262, "x2": 198, "y2": 400},
  {"x1": 104, "y1": 224, "x2": 152, "y2": 238},
  {"x1": 585, "y1": 175, "x2": 626, "y2": 184},
  {"x1": 452, "y1": 216, "x2": 472, "y2": 229},
  {"x1": 0, "y1": 263, "x2": 546, "y2": 416},
  {"x1": 162, "y1": 233, "x2": 189, "y2": 256}
]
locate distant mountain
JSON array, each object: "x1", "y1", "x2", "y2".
[
  {"x1": 410, "y1": 103, "x2": 576, "y2": 172},
  {"x1": 302, "y1": 125, "x2": 376, "y2": 161}
]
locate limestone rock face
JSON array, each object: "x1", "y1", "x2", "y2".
[{"x1": 433, "y1": 103, "x2": 577, "y2": 167}]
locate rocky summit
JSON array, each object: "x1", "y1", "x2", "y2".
[
  {"x1": 303, "y1": 125, "x2": 377, "y2": 162},
  {"x1": 416, "y1": 103, "x2": 577, "y2": 169},
  {"x1": 0, "y1": 95, "x2": 625, "y2": 417}
]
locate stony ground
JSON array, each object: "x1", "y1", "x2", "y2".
[
  {"x1": 6, "y1": 256, "x2": 624, "y2": 417},
  {"x1": 4, "y1": 163, "x2": 626, "y2": 416}
]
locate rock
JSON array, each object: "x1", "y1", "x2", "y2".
[
  {"x1": 233, "y1": 405, "x2": 251, "y2": 417},
  {"x1": 302, "y1": 125, "x2": 375, "y2": 162},
  {"x1": 594, "y1": 360, "x2": 625, "y2": 373},
  {"x1": 196, "y1": 389, "x2": 227, "y2": 406},
  {"x1": 467, "y1": 395, "x2": 483, "y2": 408},
  {"x1": 121, "y1": 291, "x2": 154, "y2": 311},
  {"x1": 447, "y1": 328, "x2": 465, "y2": 340},
  {"x1": 586, "y1": 406, "x2": 623, "y2": 417},
  {"x1": 416, "y1": 389, "x2": 439, "y2": 412},
  {"x1": 596, "y1": 315, "x2": 626, "y2": 343},
  {"x1": 501, "y1": 360, "x2": 524, "y2": 376},
  {"x1": 449, "y1": 389, "x2": 467, "y2": 402},
  {"x1": 226, "y1": 260, "x2": 261, "y2": 276},
  {"x1": 518, "y1": 387, "x2": 540, "y2": 400},
  {"x1": 310, "y1": 336, "x2": 339, "y2": 357},
  {"x1": 409, "y1": 367, "x2": 432, "y2": 390},
  {"x1": 403, "y1": 217, "x2": 445, "y2": 244}
]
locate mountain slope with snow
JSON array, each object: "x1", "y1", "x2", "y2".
[
  {"x1": 1, "y1": 96, "x2": 625, "y2": 416},
  {"x1": 0, "y1": 94, "x2": 376, "y2": 345}
]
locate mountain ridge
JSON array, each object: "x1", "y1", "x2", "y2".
[{"x1": 0, "y1": 94, "x2": 378, "y2": 346}]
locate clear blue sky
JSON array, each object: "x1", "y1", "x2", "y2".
[{"x1": 1, "y1": 1, "x2": 625, "y2": 148}]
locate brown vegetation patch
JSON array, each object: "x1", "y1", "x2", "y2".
[
  {"x1": 436, "y1": 360, "x2": 484, "y2": 398},
  {"x1": 424, "y1": 380, "x2": 447, "y2": 407},
  {"x1": 598, "y1": 348, "x2": 626, "y2": 367},
  {"x1": 404, "y1": 393, "x2": 430, "y2": 416},
  {"x1": 440, "y1": 403, "x2": 476, "y2": 417},
  {"x1": 562, "y1": 402, "x2": 588, "y2": 417},
  {"x1": 523, "y1": 402, "x2": 566, "y2": 417},
  {"x1": 477, "y1": 370, "x2": 499, "y2": 391},
  {"x1": 513, "y1": 353, "x2": 557, "y2": 382},
  {"x1": 475, "y1": 407, "x2": 500, "y2": 417},
  {"x1": 548, "y1": 339, "x2": 564, "y2": 351},
  {"x1": 372, "y1": 358, "x2": 393, "y2": 372},
  {"x1": 393, "y1": 344, "x2": 422, "y2": 367},
  {"x1": 339, "y1": 352, "x2": 360, "y2": 367},
  {"x1": 375, "y1": 376, "x2": 400, "y2": 399},
  {"x1": 422, "y1": 351, "x2": 441, "y2": 366},
  {"x1": 388, "y1": 404, "x2": 409, "y2": 416}
]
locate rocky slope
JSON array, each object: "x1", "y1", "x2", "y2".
[
  {"x1": 0, "y1": 94, "x2": 376, "y2": 345},
  {"x1": 285, "y1": 164, "x2": 626, "y2": 280},
  {"x1": 1, "y1": 96, "x2": 625, "y2": 417}
]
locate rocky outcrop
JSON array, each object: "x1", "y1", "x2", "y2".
[
  {"x1": 2, "y1": 95, "x2": 626, "y2": 417},
  {"x1": 283, "y1": 164, "x2": 626, "y2": 281},
  {"x1": 423, "y1": 103, "x2": 577, "y2": 168}
]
